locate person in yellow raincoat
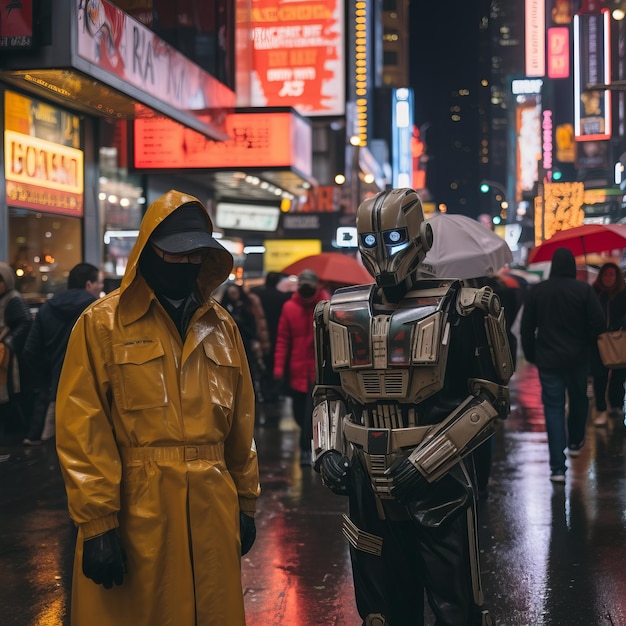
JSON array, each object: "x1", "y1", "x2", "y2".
[{"x1": 56, "y1": 190, "x2": 260, "y2": 626}]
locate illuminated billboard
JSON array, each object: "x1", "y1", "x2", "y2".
[
  {"x1": 515, "y1": 96, "x2": 542, "y2": 202},
  {"x1": 392, "y1": 88, "x2": 413, "y2": 189},
  {"x1": 216, "y1": 203, "x2": 280, "y2": 232},
  {"x1": 245, "y1": 0, "x2": 345, "y2": 116},
  {"x1": 134, "y1": 111, "x2": 312, "y2": 177},
  {"x1": 548, "y1": 27, "x2": 569, "y2": 79},
  {"x1": 574, "y1": 10, "x2": 611, "y2": 141},
  {"x1": 4, "y1": 91, "x2": 84, "y2": 215},
  {"x1": 525, "y1": 0, "x2": 545, "y2": 77}
]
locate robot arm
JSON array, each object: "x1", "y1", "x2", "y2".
[
  {"x1": 457, "y1": 285, "x2": 514, "y2": 387},
  {"x1": 386, "y1": 380, "x2": 508, "y2": 502},
  {"x1": 312, "y1": 386, "x2": 352, "y2": 495},
  {"x1": 403, "y1": 379, "x2": 508, "y2": 484},
  {"x1": 312, "y1": 385, "x2": 348, "y2": 466},
  {"x1": 386, "y1": 286, "x2": 512, "y2": 501},
  {"x1": 312, "y1": 300, "x2": 352, "y2": 494}
]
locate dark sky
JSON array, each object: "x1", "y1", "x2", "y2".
[
  {"x1": 409, "y1": 2, "x2": 481, "y2": 126},
  {"x1": 408, "y1": 2, "x2": 484, "y2": 211}
]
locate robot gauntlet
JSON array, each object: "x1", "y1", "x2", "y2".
[
  {"x1": 312, "y1": 386, "x2": 351, "y2": 495},
  {"x1": 386, "y1": 381, "x2": 508, "y2": 502},
  {"x1": 312, "y1": 386, "x2": 347, "y2": 465}
]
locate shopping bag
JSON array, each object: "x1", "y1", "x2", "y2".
[{"x1": 597, "y1": 330, "x2": 626, "y2": 369}]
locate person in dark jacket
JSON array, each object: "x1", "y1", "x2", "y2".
[
  {"x1": 22, "y1": 263, "x2": 102, "y2": 444},
  {"x1": 0, "y1": 262, "x2": 32, "y2": 440},
  {"x1": 521, "y1": 248, "x2": 605, "y2": 482},
  {"x1": 251, "y1": 272, "x2": 291, "y2": 402}
]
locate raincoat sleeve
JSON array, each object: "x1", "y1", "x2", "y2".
[
  {"x1": 56, "y1": 310, "x2": 122, "y2": 538},
  {"x1": 225, "y1": 325, "x2": 260, "y2": 515}
]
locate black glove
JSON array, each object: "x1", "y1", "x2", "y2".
[
  {"x1": 385, "y1": 457, "x2": 429, "y2": 504},
  {"x1": 82, "y1": 528, "x2": 128, "y2": 589},
  {"x1": 240, "y1": 512, "x2": 256, "y2": 556},
  {"x1": 319, "y1": 451, "x2": 350, "y2": 496}
]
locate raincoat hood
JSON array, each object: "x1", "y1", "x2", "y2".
[
  {"x1": 549, "y1": 247, "x2": 576, "y2": 279},
  {"x1": 120, "y1": 190, "x2": 233, "y2": 316},
  {"x1": 0, "y1": 262, "x2": 15, "y2": 290}
]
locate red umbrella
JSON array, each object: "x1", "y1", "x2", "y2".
[
  {"x1": 281, "y1": 252, "x2": 373, "y2": 286},
  {"x1": 527, "y1": 223, "x2": 626, "y2": 264}
]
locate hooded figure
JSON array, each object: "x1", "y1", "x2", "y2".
[
  {"x1": 521, "y1": 247, "x2": 604, "y2": 369},
  {"x1": 521, "y1": 247, "x2": 605, "y2": 481},
  {"x1": 56, "y1": 190, "x2": 260, "y2": 626}
]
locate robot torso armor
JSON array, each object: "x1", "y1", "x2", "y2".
[{"x1": 313, "y1": 277, "x2": 512, "y2": 513}]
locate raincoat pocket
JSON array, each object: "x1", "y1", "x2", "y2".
[
  {"x1": 203, "y1": 341, "x2": 241, "y2": 409},
  {"x1": 113, "y1": 340, "x2": 168, "y2": 410}
]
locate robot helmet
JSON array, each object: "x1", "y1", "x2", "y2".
[{"x1": 356, "y1": 188, "x2": 433, "y2": 290}]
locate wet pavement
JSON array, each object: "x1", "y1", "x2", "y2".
[{"x1": 1, "y1": 359, "x2": 626, "y2": 625}]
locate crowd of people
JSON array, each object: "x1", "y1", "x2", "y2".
[{"x1": 1, "y1": 187, "x2": 626, "y2": 625}]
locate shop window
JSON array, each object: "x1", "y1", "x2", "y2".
[
  {"x1": 99, "y1": 121, "x2": 146, "y2": 279},
  {"x1": 8, "y1": 209, "x2": 83, "y2": 305}
]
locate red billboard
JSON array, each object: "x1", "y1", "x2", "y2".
[
  {"x1": 242, "y1": 0, "x2": 345, "y2": 116},
  {"x1": 0, "y1": 0, "x2": 33, "y2": 48},
  {"x1": 133, "y1": 111, "x2": 312, "y2": 176}
]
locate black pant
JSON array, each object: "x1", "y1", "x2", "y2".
[
  {"x1": 347, "y1": 459, "x2": 483, "y2": 625},
  {"x1": 290, "y1": 388, "x2": 313, "y2": 454},
  {"x1": 25, "y1": 387, "x2": 51, "y2": 440}
]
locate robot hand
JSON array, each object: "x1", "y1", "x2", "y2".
[
  {"x1": 319, "y1": 451, "x2": 350, "y2": 496},
  {"x1": 385, "y1": 457, "x2": 429, "y2": 504},
  {"x1": 82, "y1": 528, "x2": 128, "y2": 589},
  {"x1": 240, "y1": 512, "x2": 256, "y2": 556}
]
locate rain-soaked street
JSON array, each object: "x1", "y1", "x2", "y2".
[{"x1": 1, "y1": 359, "x2": 625, "y2": 625}]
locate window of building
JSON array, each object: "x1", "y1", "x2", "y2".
[
  {"x1": 383, "y1": 50, "x2": 398, "y2": 66},
  {"x1": 8, "y1": 209, "x2": 83, "y2": 305},
  {"x1": 109, "y1": 0, "x2": 234, "y2": 89}
]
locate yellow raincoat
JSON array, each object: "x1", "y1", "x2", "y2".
[{"x1": 56, "y1": 190, "x2": 260, "y2": 626}]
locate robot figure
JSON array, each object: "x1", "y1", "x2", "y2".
[{"x1": 312, "y1": 189, "x2": 512, "y2": 625}]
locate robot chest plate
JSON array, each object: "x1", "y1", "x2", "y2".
[{"x1": 327, "y1": 291, "x2": 453, "y2": 402}]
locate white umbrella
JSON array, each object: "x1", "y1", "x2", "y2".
[{"x1": 421, "y1": 213, "x2": 513, "y2": 279}]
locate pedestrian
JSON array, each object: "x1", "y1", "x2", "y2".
[
  {"x1": 0, "y1": 262, "x2": 32, "y2": 441},
  {"x1": 589, "y1": 262, "x2": 626, "y2": 426},
  {"x1": 22, "y1": 263, "x2": 102, "y2": 445},
  {"x1": 55, "y1": 190, "x2": 260, "y2": 626},
  {"x1": 312, "y1": 189, "x2": 512, "y2": 624},
  {"x1": 274, "y1": 269, "x2": 330, "y2": 466},
  {"x1": 250, "y1": 272, "x2": 291, "y2": 402},
  {"x1": 521, "y1": 247, "x2": 605, "y2": 482},
  {"x1": 220, "y1": 282, "x2": 269, "y2": 401}
]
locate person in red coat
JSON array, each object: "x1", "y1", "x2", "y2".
[{"x1": 274, "y1": 269, "x2": 330, "y2": 465}]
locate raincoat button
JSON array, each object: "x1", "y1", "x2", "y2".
[{"x1": 185, "y1": 446, "x2": 199, "y2": 461}]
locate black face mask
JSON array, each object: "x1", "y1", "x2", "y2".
[
  {"x1": 139, "y1": 244, "x2": 201, "y2": 300},
  {"x1": 298, "y1": 285, "x2": 316, "y2": 299}
]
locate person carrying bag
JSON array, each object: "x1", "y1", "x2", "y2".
[{"x1": 592, "y1": 264, "x2": 626, "y2": 425}]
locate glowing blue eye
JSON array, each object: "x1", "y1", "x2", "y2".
[
  {"x1": 382, "y1": 228, "x2": 408, "y2": 245},
  {"x1": 363, "y1": 234, "x2": 376, "y2": 247}
]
